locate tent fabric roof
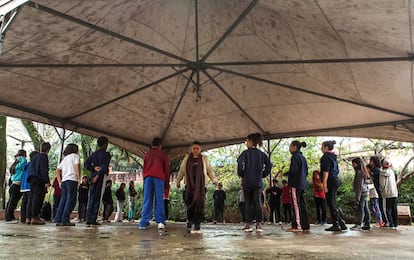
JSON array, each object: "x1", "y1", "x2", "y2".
[{"x1": 0, "y1": 0, "x2": 414, "y2": 158}]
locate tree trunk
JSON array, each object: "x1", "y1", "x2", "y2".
[
  {"x1": 397, "y1": 156, "x2": 414, "y2": 189},
  {"x1": 0, "y1": 115, "x2": 6, "y2": 209},
  {"x1": 21, "y1": 119, "x2": 44, "y2": 150}
]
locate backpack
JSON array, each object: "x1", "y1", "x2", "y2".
[{"x1": 40, "y1": 201, "x2": 52, "y2": 221}]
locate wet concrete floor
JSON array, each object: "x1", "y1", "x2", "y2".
[{"x1": 0, "y1": 221, "x2": 413, "y2": 259}]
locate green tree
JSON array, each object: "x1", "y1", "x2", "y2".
[{"x1": 21, "y1": 119, "x2": 44, "y2": 150}]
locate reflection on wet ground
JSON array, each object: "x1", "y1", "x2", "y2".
[{"x1": 1, "y1": 222, "x2": 414, "y2": 259}]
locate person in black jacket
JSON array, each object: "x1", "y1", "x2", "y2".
[
  {"x1": 28, "y1": 142, "x2": 51, "y2": 225},
  {"x1": 102, "y1": 180, "x2": 113, "y2": 222},
  {"x1": 114, "y1": 183, "x2": 126, "y2": 222},
  {"x1": 213, "y1": 183, "x2": 226, "y2": 224},
  {"x1": 237, "y1": 133, "x2": 271, "y2": 233},
  {"x1": 287, "y1": 141, "x2": 310, "y2": 232},
  {"x1": 264, "y1": 179, "x2": 282, "y2": 225},
  {"x1": 321, "y1": 140, "x2": 347, "y2": 232}
]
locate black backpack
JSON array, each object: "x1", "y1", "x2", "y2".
[{"x1": 40, "y1": 194, "x2": 52, "y2": 221}]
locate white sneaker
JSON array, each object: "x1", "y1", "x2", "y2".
[
  {"x1": 277, "y1": 222, "x2": 282, "y2": 225},
  {"x1": 158, "y1": 223, "x2": 165, "y2": 229},
  {"x1": 191, "y1": 229, "x2": 203, "y2": 234}
]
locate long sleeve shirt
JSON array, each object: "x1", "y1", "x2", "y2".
[
  {"x1": 237, "y1": 148, "x2": 271, "y2": 190},
  {"x1": 84, "y1": 149, "x2": 111, "y2": 179},
  {"x1": 28, "y1": 153, "x2": 50, "y2": 184},
  {"x1": 288, "y1": 151, "x2": 309, "y2": 190}
]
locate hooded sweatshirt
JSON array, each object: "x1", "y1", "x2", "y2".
[
  {"x1": 288, "y1": 151, "x2": 309, "y2": 190},
  {"x1": 237, "y1": 148, "x2": 271, "y2": 190},
  {"x1": 379, "y1": 167, "x2": 398, "y2": 198},
  {"x1": 353, "y1": 169, "x2": 369, "y2": 202},
  {"x1": 320, "y1": 152, "x2": 339, "y2": 181}
]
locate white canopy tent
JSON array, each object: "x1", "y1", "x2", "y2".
[{"x1": 0, "y1": 0, "x2": 413, "y2": 158}]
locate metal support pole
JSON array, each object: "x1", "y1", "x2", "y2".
[{"x1": 267, "y1": 138, "x2": 272, "y2": 184}]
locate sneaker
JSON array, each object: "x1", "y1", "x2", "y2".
[
  {"x1": 191, "y1": 229, "x2": 203, "y2": 234},
  {"x1": 286, "y1": 228, "x2": 303, "y2": 232},
  {"x1": 243, "y1": 224, "x2": 253, "y2": 232},
  {"x1": 61, "y1": 222, "x2": 76, "y2": 226},
  {"x1": 213, "y1": 221, "x2": 217, "y2": 224},
  {"x1": 256, "y1": 223, "x2": 263, "y2": 233},
  {"x1": 362, "y1": 225, "x2": 371, "y2": 230},
  {"x1": 139, "y1": 225, "x2": 148, "y2": 230},
  {"x1": 267, "y1": 222, "x2": 272, "y2": 225},
  {"x1": 350, "y1": 225, "x2": 362, "y2": 231},
  {"x1": 277, "y1": 221, "x2": 282, "y2": 225},
  {"x1": 325, "y1": 225, "x2": 342, "y2": 232},
  {"x1": 321, "y1": 221, "x2": 327, "y2": 225},
  {"x1": 314, "y1": 221, "x2": 321, "y2": 225},
  {"x1": 6, "y1": 220, "x2": 18, "y2": 224},
  {"x1": 158, "y1": 223, "x2": 165, "y2": 229},
  {"x1": 91, "y1": 222, "x2": 101, "y2": 226}
]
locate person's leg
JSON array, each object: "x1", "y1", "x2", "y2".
[
  {"x1": 140, "y1": 177, "x2": 154, "y2": 227},
  {"x1": 30, "y1": 178, "x2": 45, "y2": 220},
  {"x1": 363, "y1": 198, "x2": 370, "y2": 228},
  {"x1": 103, "y1": 203, "x2": 109, "y2": 220},
  {"x1": 54, "y1": 182, "x2": 67, "y2": 223},
  {"x1": 6, "y1": 184, "x2": 22, "y2": 221},
  {"x1": 355, "y1": 195, "x2": 365, "y2": 227},
  {"x1": 26, "y1": 191, "x2": 32, "y2": 222},
  {"x1": 214, "y1": 204, "x2": 219, "y2": 223},
  {"x1": 275, "y1": 201, "x2": 281, "y2": 223},
  {"x1": 21, "y1": 192, "x2": 28, "y2": 223},
  {"x1": 378, "y1": 193, "x2": 386, "y2": 223},
  {"x1": 90, "y1": 177, "x2": 104, "y2": 224},
  {"x1": 382, "y1": 198, "x2": 390, "y2": 225},
  {"x1": 314, "y1": 197, "x2": 321, "y2": 223},
  {"x1": 128, "y1": 196, "x2": 133, "y2": 220},
  {"x1": 186, "y1": 191, "x2": 195, "y2": 229},
  {"x1": 283, "y1": 204, "x2": 288, "y2": 223},
  {"x1": 298, "y1": 190, "x2": 310, "y2": 230},
  {"x1": 269, "y1": 203, "x2": 275, "y2": 223},
  {"x1": 391, "y1": 198, "x2": 398, "y2": 227},
  {"x1": 115, "y1": 200, "x2": 121, "y2": 221},
  {"x1": 321, "y1": 198, "x2": 327, "y2": 223},
  {"x1": 243, "y1": 189, "x2": 253, "y2": 225},
  {"x1": 153, "y1": 177, "x2": 166, "y2": 225},
  {"x1": 62, "y1": 180, "x2": 77, "y2": 224},
  {"x1": 164, "y1": 199, "x2": 169, "y2": 220},
  {"x1": 253, "y1": 189, "x2": 263, "y2": 226},
  {"x1": 290, "y1": 187, "x2": 301, "y2": 229}
]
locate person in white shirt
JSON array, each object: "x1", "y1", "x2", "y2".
[{"x1": 54, "y1": 144, "x2": 81, "y2": 226}]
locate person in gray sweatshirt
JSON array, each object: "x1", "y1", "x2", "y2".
[
  {"x1": 350, "y1": 158, "x2": 370, "y2": 231},
  {"x1": 379, "y1": 159, "x2": 398, "y2": 229}
]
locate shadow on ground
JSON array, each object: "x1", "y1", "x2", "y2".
[{"x1": 1, "y1": 222, "x2": 413, "y2": 259}]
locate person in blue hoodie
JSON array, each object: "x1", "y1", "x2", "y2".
[
  {"x1": 84, "y1": 136, "x2": 111, "y2": 226},
  {"x1": 320, "y1": 140, "x2": 347, "y2": 232},
  {"x1": 20, "y1": 151, "x2": 38, "y2": 224},
  {"x1": 237, "y1": 133, "x2": 271, "y2": 233},
  {"x1": 5, "y1": 149, "x2": 27, "y2": 223},
  {"x1": 286, "y1": 141, "x2": 310, "y2": 232},
  {"x1": 28, "y1": 142, "x2": 51, "y2": 225}
]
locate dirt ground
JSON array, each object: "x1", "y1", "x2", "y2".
[{"x1": 0, "y1": 221, "x2": 413, "y2": 259}]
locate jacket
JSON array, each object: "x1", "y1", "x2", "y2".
[
  {"x1": 288, "y1": 151, "x2": 308, "y2": 190},
  {"x1": 84, "y1": 149, "x2": 111, "y2": 179},
  {"x1": 379, "y1": 167, "x2": 398, "y2": 198},
  {"x1": 237, "y1": 148, "x2": 271, "y2": 190},
  {"x1": 143, "y1": 147, "x2": 170, "y2": 183},
  {"x1": 353, "y1": 169, "x2": 369, "y2": 202},
  {"x1": 20, "y1": 162, "x2": 31, "y2": 192},
  {"x1": 11, "y1": 156, "x2": 27, "y2": 183},
  {"x1": 28, "y1": 153, "x2": 50, "y2": 184},
  {"x1": 177, "y1": 154, "x2": 217, "y2": 187},
  {"x1": 115, "y1": 189, "x2": 126, "y2": 201},
  {"x1": 320, "y1": 152, "x2": 339, "y2": 180}
]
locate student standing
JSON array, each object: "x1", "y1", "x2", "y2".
[
  {"x1": 380, "y1": 159, "x2": 398, "y2": 229},
  {"x1": 139, "y1": 138, "x2": 170, "y2": 230},
  {"x1": 28, "y1": 142, "x2": 52, "y2": 225},
  {"x1": 287, "y1": 141, "x2": 310, "y2": 232},
  {"x1": 84, "y1": 136, "x2": 111, "y2": 226},
  {"x1": 237, "y1": 133, "x2": 271, "y2": 233},
  {"x1": 321, "y1": 140, "x2": 347, "y2": 232},
  {"x1": 102, "y1": 180, "x2": 114, "y2": 222},
  {"x1": 21, "y1": 151, "x2": 38, "y2": 224},
  {"x1": 177, "y1": 141, "x2": 218, "y2": 233},
  {"x1": 281, "y1": 180, "x2": 292, "y2": 224},
  {"x1": 5, "y1": 150, "x2": 27, "y2": 223},
  {"x1": 264, "y1": 179, "x2": 282, "y2": 224},
  {"x1": 128, "y1": 181, "x2": 137, "y2": 221},
  {"x1": 78, "y1": 176, "x2": 89, "y2": 223},
  {"x1": 54, "y1": 144, "x2": 81, "y2": 226},
  {"x1": 369, "y1": 156, "x2": 385, "y2": 223},
  {"x1": 114, "y1": 183, "x2": 126, "y2": 222},
  {"x1": 350, "y1": 157, "x2": 370, "y2": 231},
  {"x1": 213, "y1": 183, "x2": 226, "y2": 224},
  {"x1": 312, "y1": 170, "x2": 326, "y2": 225}
]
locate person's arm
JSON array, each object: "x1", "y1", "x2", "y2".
[
  {"x1": 40, "y1": 156, "x2": 50, "y2": 185},
  {"x1": 320, "y1": 156, "x2": 330, "y2": 193},
  {"x1": 164, "y1": 153, "x2": 171, "y2": 190},
  {"x1": 56, "y1": 168, "x2": 62, "y2": 186},
  {"x1": 355, "y1": 170, "x2": 364, "y2": 203},
  {"x1": 223, "y1": 190, "x2": 226, "y2": 200},
  {"x1": 237, "y1": 152, "x2": 245, "y2": 178},
  {"x1": 262, "y1": 153, "x2": 272, "y2": 178},
  {"x1": 176, "y1": 155, "x2": 187, "y2": 188},
  {"x1": 83, "y1": 154, "x2": 93, "y2": 171},
  {"x1": 205, "y1": 157, "x2": 218, "y2": 186}
]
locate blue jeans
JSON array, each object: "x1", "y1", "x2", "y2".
[
  {"x1": 54, "y1": 180, "x2": 78, "y2": 224},
  {"x1": 86, "y1": 176, "x2": 104, "y2": 224},
  {"x1": 140, "y1": 177, "x2": 165, "y2": 227},
  {"x1": 356, "y1": 193, "x2": 370, "y2": 227}
]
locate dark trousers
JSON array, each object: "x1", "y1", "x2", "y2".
[
  {"x1": 164, "y1": 199, "x2": 169, "y2": 220},
  {"x1": 238, "y1": 202, "x2": 246, "y2": 222},
  {"x1": 103, "y1": 203, "x2": 114, "y2": 220},
  {"x1": 53, "y1": 194, "x2": 61, "y2": 220},
  {"x1": 29, "y1": 178, "x2": 46, "y2": 219},
  {"x1": 314, "y1": 197, "x2": 327, "y2": 223},
  {"x1": 283, "y1": 203, "x2": 291, "y2": 223},
  {"x1": 214, "y1": 203, "x2": 225, "y2": 222},
  {"x1": 21, "y1": 192, "x2": 30, "y2": 222},
  {"x1": 244, "y1": 188, "x2": 262, "y2": 224},
  {"x1": 378, "y1": 193, "x2": 386, "y2": 223},
  {"x1": 326, "y1": 179, "x2": 339, "y2": 223},
  {"x1": 185, "y1": 192, "x2": 203, "y2": 229},
  {"x1": 269, "y1": 200, "x2": 281, "y2": 223},
  {"x1": 54, "y1": 180, "x2": 78, "y2": 224},
  {"x1": 78, "y1": 201, "x2": 87, "y2": 221},
  {"x1": 86, "y1": 176, "x2": 104, "y2": 224},
  {"x1": 5, "y1": 184, "x2": 22, "y2": 221},
  {"x1": 291, "y1": 187, "x2": 310, "y2": 230},
  {"x1": 385, "y1": 197, "x2": 398, "y2": 227}
]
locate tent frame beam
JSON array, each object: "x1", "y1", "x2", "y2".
[
  {"x1": 27, "y1": 2, "x2": 190, "y2": 63},
  {"x1": 210, "y1": 66, "x2": 414, "y2": 119},
  {"x1": 203, "y1": 70, "x2": 266, "y2": 134},
  {"x1": 68, "y1": 68, "x2": 190, "y2": 120}
]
